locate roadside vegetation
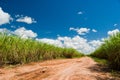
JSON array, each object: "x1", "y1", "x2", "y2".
[
  {"x1": 89, "y1": 56, "x2": 107, "y2": 65},
  {"x1": 0, "y1": 33, "x2": 83, "y2": 66},
  {"x1": 90, "y1": 32, "x2": 120, "y2": 71},
  {"x1": 89, "y1": 56, "x2": 120, "y2": 79}
]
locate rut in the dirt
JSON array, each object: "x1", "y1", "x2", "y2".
[{"x1": 0, "y1": 57, "x2": 117, "y2": 80}]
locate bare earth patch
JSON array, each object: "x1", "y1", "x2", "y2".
[{"x1": 0, "y1": 57, "x2": 119, "y2": 80}]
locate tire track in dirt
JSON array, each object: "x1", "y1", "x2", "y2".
[{"x1": 0, "y1": 57, "x2": 117, "y2": 80}]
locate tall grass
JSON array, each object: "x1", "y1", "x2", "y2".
[
  {"x1": 90, "y1": 44, "x2": 107, "y2": 59},
  {"x1": 91, "y1": 32, "x2": 120, "y2": 70},
  {"x1": 0, "y1": 33, "x2": 83, "y2": 66}
]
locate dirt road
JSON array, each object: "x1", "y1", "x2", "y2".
[{"x1": 0, "y1": 57, "x2": 117, "y2": 80}]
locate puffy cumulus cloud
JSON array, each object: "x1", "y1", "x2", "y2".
[
  {"x1": 89, "y1": 40, "x2": 103, "y2": 47},
  {"x1": 92, "y1": 29, "x2": 97, "y2": 32},
  {"x1": 108, "y1": 29, "x2": 119, "y2": 36},
  {"x1": 14, "y1": 27, "x2": 37, "y2": 39},
  {"x1": 0, "y1": 28, "x2": 10, "y2": 34},
  {"x1": 0, "y1": 7, "x2": 12, "y2": 25},
  {"x1": 0, "y1": 7, "x2": 37, "y2": 25},
  {"x1": 16, "y1": 16, "x2": 36, "y2": 24},
  {"x1": 36, "y1": 38, "x2": 63, "y2": 47},
  {"x1": 0, "y1": 27, "x2": 37, "y2": 39},
  {"x1": 70, "y1": 27, "x2": 90, "y2": 35},
  {"x1": 58, "y1": 36, "x2": 94, "y2": 53},
  {"x1": 37, "y1": 35, "x2": 103, "y2": 54}
]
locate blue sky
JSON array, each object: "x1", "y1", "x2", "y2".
[{"x1": 0, "y1": 0, "x2": 120, "y2": 53}]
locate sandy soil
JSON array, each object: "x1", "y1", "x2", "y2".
[{"x1": 0, "y1": 57, "x2": 118, "y2": 80}]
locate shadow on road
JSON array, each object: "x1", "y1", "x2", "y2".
[{"x1": 88, "y1": 64, "x2": 120, "y2": 80}]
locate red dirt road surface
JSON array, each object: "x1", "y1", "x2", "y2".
[{"x1": 0, "y1": 57, "x2": 117, "y2": 80}]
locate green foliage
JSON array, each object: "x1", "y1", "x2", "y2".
[
  {"x1": 0, "y1": 33, "x2": 83, "y2": 66},
  {"x1": 90, "y1": 44, "x2": 108, "y2": 59},
  {"x1": 91, "y1": 32, "x2": 120, "y2": 70},
  {"x1": 90, "y1": 56, "x2": 108, "y2": 65},
  {"x1": 62, "y1": 48, "x2": 84, "y2": 58}
]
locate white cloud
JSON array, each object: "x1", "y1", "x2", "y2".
[
  {"x1": 37, "y1": 35, "x2": 103, "y2": 54},
  {"x1": 14, "y1": 27, "x2": 37, "y2": 39},
  {"x1": 0, "y1": 7, "x2": 37, "y2": 25},
  {"x1": 70, "y1": 27, "x2": 90, "y2": 35},
  {"x1": 36, "y1": 38, "x2": 63, "y2": 47},
  {"x1": 78, "y1": 11, "x2": 83, "y2": 15},
  {"x1": 0, "y1": 27, "x2": 37, "y2": 39},
  {"x1": 89, "y1": 40, "x2": 103, "y2": 47},
  {"x1": 0, "y1": 28, "x2": 10, "y2": 33},
  {"x1": 58, "y1": 36, "x2": 93, "y2": 53},
  {"x1": 69, "y1": 27, "x2": 75, "y2": 31},
  {"x1": 58, "y1": 36, "x2": 103, "y2": 54},
  {"x1": 92, "y1": 29, "x2": 97, "y2": 32},
  {"x1": 108, "y1": 29, "x2": 119, "y2": 36},
  {"x1": 113, "y1": 24, "x2": 118, "y2": 27},
  {"x1": 16, "y1": 16, "x2": 36, "y2": 24},
  {"x1": 0, "y1": 7, "x2": 12, "y2": 25}
]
